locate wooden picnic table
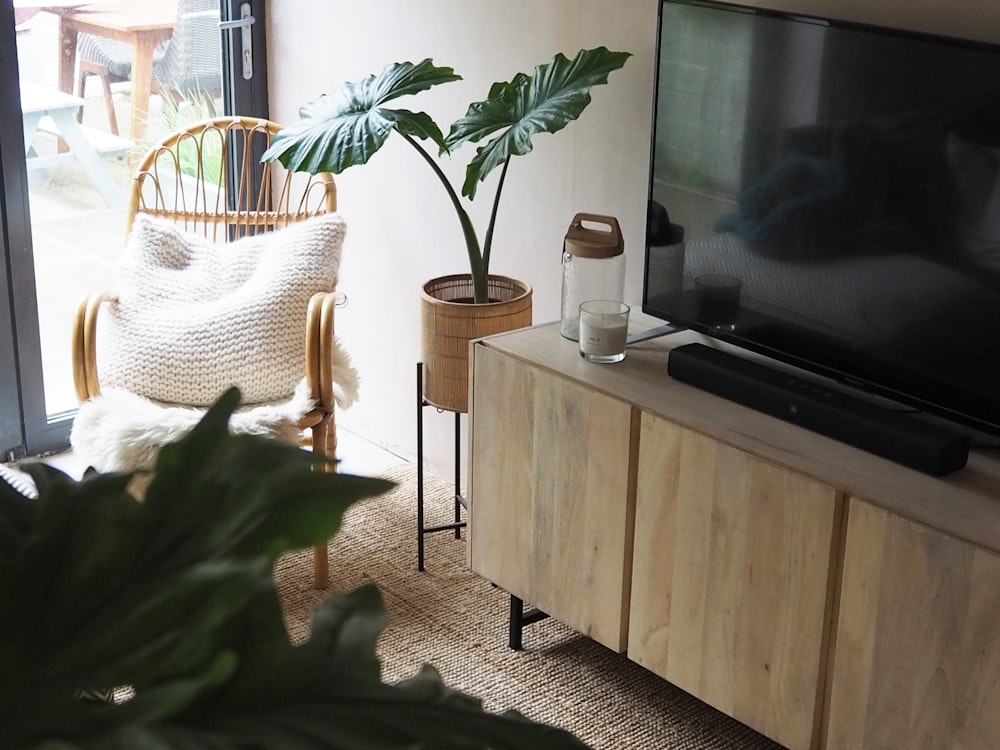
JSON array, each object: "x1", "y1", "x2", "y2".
[
  {"x1": 20, "y1": 81, "x2": 129, "y2": 207},
  {"x1": 47, "y1": 0, "x2": 178, "y2": 144}
]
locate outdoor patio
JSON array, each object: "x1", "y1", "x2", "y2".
[{"x1": 16, "y1": 7, "x2": 221, "y2": 416}]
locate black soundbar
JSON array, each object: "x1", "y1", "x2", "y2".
[{"x1": 667, "y1": 343, "x2": 970, "y2": 476}]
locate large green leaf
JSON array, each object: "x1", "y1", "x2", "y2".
[
  {"x1": 261, "y1": 59, "x2": 461, "y2": 174},
  {"x1": 260, "y1": 49, "x2": 629, "y2": 303},
  {"x1": 0, "y1": 388, "x2": 593, "y2": 750},
  {"x1": 0, "y1": 389, "x2": 388, "y2": 748},
  {"x1": 445, "y1": 47, "x2": 631, "y2": 200}
]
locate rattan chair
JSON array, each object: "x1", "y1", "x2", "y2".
[{"x1": 71, "y1": 116, "x2": 344, "y2": 588}]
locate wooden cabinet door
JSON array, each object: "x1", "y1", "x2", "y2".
[
  {"x1": 628, "y1": 413, "x2": 842, "y2": 750},
  {"x1": 469, "y1": 345, "x2": 636, "y2": 651},
  {"x1": 826, "y1": 498, "x2": 1000, "y2": 749}
]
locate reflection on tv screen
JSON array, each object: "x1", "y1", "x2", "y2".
[{"x1": 645, "y1": 0, "x2": 1000, "y2": 435}]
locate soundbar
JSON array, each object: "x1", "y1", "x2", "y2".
[{"x1": 667, "y1": 343, "x2": 970, "y2": 476}]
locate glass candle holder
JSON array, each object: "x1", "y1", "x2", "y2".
[{"x1": 579, "y1": 300, "x2": 630, "y2": 363}]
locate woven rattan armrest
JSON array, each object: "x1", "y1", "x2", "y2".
[
  {"x1": 71, "y1": 292, "x2": 114, "y2": 403},
  {"x1": 302, "y1": 290, "x2": 343, "y2": 588}
]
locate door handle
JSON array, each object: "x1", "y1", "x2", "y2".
[{"x1": 218, "y1": 3, "x2": 255, "y2": 80}]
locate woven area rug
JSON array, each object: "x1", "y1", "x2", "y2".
[{"x1": 273, "y1": 463, "x2": 786, "y2": 750}]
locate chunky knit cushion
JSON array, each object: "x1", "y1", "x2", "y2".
[{"x1": 101, "y1": 213, "x2": 347, "y2": 406}]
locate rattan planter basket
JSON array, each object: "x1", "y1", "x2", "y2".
[{"x1": 421, "y1": 274, "x2": 533, "y2": 413}]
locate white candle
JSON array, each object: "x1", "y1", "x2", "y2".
[
  {"x1": 578, "y1": 300, "x2": 630, "y2": 362},
  {"x1": 580, "y1": 314, "x2": 628, "y2": 356}
]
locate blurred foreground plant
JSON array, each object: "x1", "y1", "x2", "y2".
[{"x1": 0, "y1": 387, "x2": 591, "y2": 750}]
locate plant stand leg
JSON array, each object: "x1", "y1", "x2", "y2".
[
  {"x1": 508, "y1": 595, "x2": 549, "y2": 651},
  {"x1": 416, "y1": 362, "x2": 467, "y2": 572}
]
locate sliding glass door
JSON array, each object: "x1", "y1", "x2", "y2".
[{"x1": 0, "y1": 0, "x2": 269, "y2": 459}]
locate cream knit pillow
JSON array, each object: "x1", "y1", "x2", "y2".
[{"x1": 101, "y1": 213, "x2": 348, "y2": 406}]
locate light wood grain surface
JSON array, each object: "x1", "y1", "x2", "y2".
[
  {"x1": 629, "y1": 415, "x2": 842, "y2": 750},
  {"x1": 476, "y1": 317, "x2": 1000, "y2": 557},
  {"x1": 469, "y1": 346, "x2": 637, "y2": 651},
  {"x1": 825, "y1": 499, "x2": 1000, "y2": 749},
  {"x1": 468, "y1": 318, "x2": 1000, "y2": 750}
]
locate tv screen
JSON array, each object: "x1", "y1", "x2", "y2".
[{"x1": 644, "y1": 0, "x2": 1000, "y2": 438}]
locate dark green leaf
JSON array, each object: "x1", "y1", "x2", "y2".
[
  {"x1": 261, "y1": 59, "x2": 461, "y2": 174},
  {"x1": 162, "y1": 586, "x2": 591, "y2": 750},
  {"x1": 445, "y1": 47, "x2": 631, "y2": 199},
  {"x1": 2, "y1": 388, "x2": 591, "y2": 750},
  {"x1": 0, "y1": 390, "x2": 393, "y2": 749}
]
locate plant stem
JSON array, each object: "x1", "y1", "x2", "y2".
[
  {"x1": 482, "y1": 156, "x2": 511, "y2": 281},
  {"x1": 400, "y1": 132, "x2": 488, "y2": 302}
]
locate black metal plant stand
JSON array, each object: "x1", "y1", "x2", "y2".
[{"x1": 416, "y1": 362, "x2": 467, "y2": 572}]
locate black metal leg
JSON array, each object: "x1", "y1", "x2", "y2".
[
  {"x1": 417, "y1": 362, "x2": 426, "y2": 572},
  {"x1": 453, "y1": 410, "x2": 463, "y2": 539},
  {"x1": 509, "y1": 595, "x2": 525, "y2": 650},
  {"x1": 416, "y1": 362, "x2": 468, "y2": 571},
  {"x1": 508, "y1": 594, "x2": 549, "y2": 651}
]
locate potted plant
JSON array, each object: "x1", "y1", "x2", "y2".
[
  {"x1": 0, "y1": 388, "x2": 593, "y2": 749},
  {"x1": 262, "y1": 47, "x2": 631, "y2": 412}
]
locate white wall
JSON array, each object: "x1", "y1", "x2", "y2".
[
  {"x1": 266, "y1": 0, "x2": 1000, "y2": 478},
  {"x1": 266, "y1": 0, "x2": 660, "y2": 476}
]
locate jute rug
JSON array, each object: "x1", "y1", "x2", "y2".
[{"x1": 273, "y1": 464, "x2": 785, "y2": 750}]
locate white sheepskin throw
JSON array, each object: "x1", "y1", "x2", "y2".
[
  {"x1": 101, "y1": 212, "x2": 350, "y2": 406},
  {"x1": 70, "y1": 380, "x2": 317, "y2": 473}
]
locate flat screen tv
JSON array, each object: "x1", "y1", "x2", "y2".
[{"x1": 644, "y1": 0, "x2": 1000, "y2": 439}]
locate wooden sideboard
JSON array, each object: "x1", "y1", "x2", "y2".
[{"x1": 467, "y1": 314, "x2": 1000, "y2": 750}]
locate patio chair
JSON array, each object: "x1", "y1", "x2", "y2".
[
  {"x1": 75, "y1": 0, "x2": 221, "y2": 135},
  {"x1": 151, "y1": 0, "x2": 223, "y2": 104},
  {"x1": 75, "y1": 34, "x2": 168, "y2": 135},
  {"x1": 70, "y1": 117, "x2": 352, "y2": 588}
]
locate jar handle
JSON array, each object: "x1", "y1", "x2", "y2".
[{"x1": 567, "y1": 213, "x2": 623, "y2": 248}]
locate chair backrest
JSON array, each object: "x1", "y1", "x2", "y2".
[
  {"x1": 128, "y1": 116, "x2": 337, "y2": 241},
  {"x1": 153, "y1": 0, "x2": 223, "y2": 96}
]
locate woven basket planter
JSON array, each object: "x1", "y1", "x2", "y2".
[{"x1": 421, "y1": 274, "x2": 533, "y2": 413}]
